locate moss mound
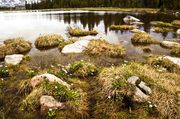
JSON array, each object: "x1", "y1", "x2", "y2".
[
  {"x1": 110, "y1": 25, "x2": 136, "y2": 30},
  {"x1": 68, "y1": 61, "x2": 98, "y2": 78},
  {"x1": 85, "y1": 40, "x2": 126, "y2": 58},
  {"x1": 94, "y1": 62, "x2": 180, "y2": 118},
  {"x1": 35, "y1": 34, "x2": 64, "y2": 49},
  {"x1": 131, "y1": 32, "x2": 158, "y2": 45},
  {"x1": 150, "y1": 21, "x2": 173, "y2": 27},
  {"x1": 153, "y1": 27, "x2": 173, "y2": 33},
  {"x1": 171, "y1": 47, "x2": 180, "y2": 57},
  {"x1": 58, "y1": 38, "x2": 76, "y2": 50},
  {"x1": 69, "y1": 28, "x2": 98, "y2": 36},
  {"x1": 171, "y1": 20, "x2": 180, "y2": 28},
  {"x1": 0, "y1": 38, "x2": 32, "y2": 59}
]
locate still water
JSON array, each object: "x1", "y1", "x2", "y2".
[{"x1": 0, "y1": 10, "x2": 180, "y2": 67}]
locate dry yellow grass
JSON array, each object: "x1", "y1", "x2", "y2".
[
  {"x1": 110, "y1": 25, "x2": 136, "y2": 30},
  {"x1": 69, "y1": 28, "x2": 98, "y2": 36}
]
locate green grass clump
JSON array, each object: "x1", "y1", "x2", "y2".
[
  {"x1": 85, "y1": 40, "x2": 126, "y2": 58},
  {"x1": 0, "y1": 66, "x2": 9, "y2": 77},
  {"x1": 35, "y1": 34, "x2": 64, "y2": 49},
  {"x1": 69, "y1": 28, "x2": 98, "y2": 36},
  {"x1": 0, "y1": 38, "x2": 32, "y2": 59},
  {"x1": 150, "y1": 21, "x2": 173, "y2": 27},
  {"x1": 58, "y1": 38, "x2": 76, "y2": 50},
  {"x1": 171, "y1": 47, "x2": 180, "y2": 57},
  {"x1": 153, "y1": 27, "x2": 173, "y2": 33},
  {"x1": 110, "y1": 25, "x2": 136, "y2": 30},
  {"x1": 68, "y1": 61, "x2": 98, "y2": 78},
  {"x1": 171, "y1": 20, "x2": 180, "y2": 28},
  {"x1": 131, "y1": 32, "x2": 158, "y2": 45},
  {"x1": 147, "y1": 55, "x2": 180, "y2": 73}
]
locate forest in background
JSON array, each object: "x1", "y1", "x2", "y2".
[{"x1": 25, "y1": 0, "x2": 180, "y2": 10}]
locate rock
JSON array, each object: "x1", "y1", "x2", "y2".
[
  {"x1": 131, "y1": 21, "x2": 144, "y2": 25},
  {"x1": 123, "y1": 15, "x2": 140, "y2": 24},
  {"x1": 62, "y1": 40, "x2": 90, "y2": 54},
  {"x1": 5, "y1": 54, "x2": 24, "y2": 65},
  {"x1": 31, "y1": 73, "x2": 70, "y2": 88},
  {"x1": 177, "y1": 29, "x2": 180, "y2": 35},
  {"x1": 131, "y1": 29, "x2": 145, "y2": 33},
  {"x1": 127, "y1": 76, "x2": 140, "y2": 85},
  {"x1": 164, "y1": 56, "x2": 180, "y2": 66},
  {"x1": 161, "y1": 41, "x2": 180, "y2": 49},
  {"x1": 134, "y1": 87, "x2": 149, "y2": 102},
  {"x1": 138, "y1": 81, "x2": 152, "y2": 95},
  {"x1": 40, "y1": 95, "x2": 65, "y2": 114}
]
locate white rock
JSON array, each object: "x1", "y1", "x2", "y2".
[
  {"x1": 131, "y1": 21, "x2": 144, "y2": 25},
  {"x1": 161, "y1": 41, "x2": 180, "y2": 48},
  {"x1": 127, "y1": 76, "x2": 140, "y2": 85},
  {"x1": 177, "y1": 29, "x2": 180, "y2": 35},
  {"x1": 62, "y1": 40, "x2": 90, "y2": 54},
  {"x1": 134, "y1": 87, "x2": 149, "y2": 102},
  {"x1": 40, "y1": 95, "x2": 64, "y2": 113},
  {"x1": 123, "y1": 15, "x2": 140, "y2": 23},
  {"x1": 164, "y1": 56, "x2": 180, "y2": 66},
  {"x1": 5, "y1": 54, "x2": 24, "y2": 65},
  {"x1": 31, "y1": 73, "x2": 70, "y2": 88},
  {"x1": 138, "y1": 81, "x2": 152, "y2": 95}
]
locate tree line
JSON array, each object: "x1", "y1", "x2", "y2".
[{"x1": 25, "y1": 0, "x2": 180, "y2": 10}]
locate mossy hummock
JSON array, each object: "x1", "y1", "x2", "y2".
[
  {"x1": 171, "y1": 20, "x2": 180, "y2": 28},
  {"x1": 153, "y1": 27, "x2": 173, "y2": 33},
  {"x1": 150, "y1": 21, "x2": 173, "y2": 27},
  {"x1": 85, "y1": 40, "x2": 126, "y2": 58},
  {"x1": 35, "y1": 34, "x2": 64, "y2": 49},
  {"x1": 69, "y1": 28, "x2": 98, "y2": 36},
  {"x1": 110, "y1": 25, "x2": 136, "y2": 30}
]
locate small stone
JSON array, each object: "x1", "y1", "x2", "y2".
[
  {"x1": 127, "y1": 76, "x2": 140, "y2": 85},
  {"x1": 177, "y1": 29, "x2": 180, "y2": 35},
  {"x1": 134, "y1": 87, "x2": 149, "y2": 102},
  {"x1": 164, "y1": 56, "x2": 180, "y2": 66},
  {"x1": 161, "y1": 41, "x2": 180, "y2": 49},
  {"x1": 138, "y1": 81, "x2": 152, "y2": 95},
  {"x1": 5, "y1": 54, "x2": 24, "y2": 65},
  {"x1": 40, "y1": 95, "x2": 65, "y2": 114}
]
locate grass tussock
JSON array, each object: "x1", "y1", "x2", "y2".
[
  {"x1": 69, "y1": 28, "x2": 98, "y2": 36},
  {"x1": 94, "y1": 62, "x2": 180, "y2": 118},
  {"x1": 150, "y1": 21, "x2": 173, "y2": 27},
  {"x1": 171, "y1": 20, "x2": 180, "y2": 28},
  {"x1": 131, "y1": 32, "x2": 158, "y2": 45},
  {"x1": 58, "y1": 38, "x2": 76, "y2": 50},
  {"x1": 35, "y1": 34, "x2": 64, "y2": 49},
  {"x1": 153, "y1": 27, "x2": 173, "y2": 33},
  {"x1": 142, "y1": 47, "x2": 152, "y2": 53},
  {"x1": 110, "y1": 25, "x2": 136, "y2": 30},
  {"x1": 68, "y1": 60, "x2": 99, "y2": 78},
  {"x1": 0, "y1": 38, "x2": 32, "y2": 59},
  {"x1": 85, "y1": 40, "x2": 126, "y2": 58},
  {"x1": 171, "y1": 47, "x2": 180, "y2": 57},
  {"x1": 147, "y1": 55, "x2": 180, "y2": 73}
]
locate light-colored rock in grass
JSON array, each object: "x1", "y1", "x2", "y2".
[
  {"x1": 5, "y1": 54, "x2": 24, "y2": 65},
  {"x1": 138, "y1": 81, "x2": 152, "y2": 95},
  {"x1": 131, "y1": 21, "x2": 144, "y2": 25},
  {"x1": 127, "y1": 76, "x2": 140, "y2": 85},
  {"x1": 40, "y1": 95, "x2": 65, "y2": 114},
  {"x1": 161, "y1": 41, "x2": 180, "y2": 48},
  {"x1": 164, "y1": 56, "x2": 180, "y2": 66},
  {"x1": 134, "y1": 87, "x2": 149, "y2": 102},
  {"x1": 31, "y1": 73, "x2": 70, "y2": 88},
  {"x1": 123, "y1": 15, "x2": 140, "y2": 23},
  {"x1": 62, "y1": 40, "x2": 90, "y2": 54},
  {"x1": 177, "y1": 29, "x2": 180, "y2": 35},
  {"x1": 131, "y1": 29, "x2": 145, "y2": 33}
]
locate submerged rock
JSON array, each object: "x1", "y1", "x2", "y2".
[
  {"x1": 160, "y1": 41, "x2": 180, "y2": 48},
  {"x1": 31, "y1": 73, "x2": 70, "y2": 88},
  {"x1": 5, "y1": 54, "x2": 24, "y2": 65},
  {"x1": 61, "y1": 40, "x2": 90, "y2": 54},
  {"x1": 123, "y1": 15, "x2": 140, "y2": 24},
  {"x1": 164, "y1": 56, "x2": 180, "y2": 66},
  {"x1": 40, "y1": 95, "x2": 65, "y2": 114}
]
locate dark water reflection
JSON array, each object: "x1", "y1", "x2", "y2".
[{"x1": 0, "y1": 10, "x2": 180, "y2": 67}]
